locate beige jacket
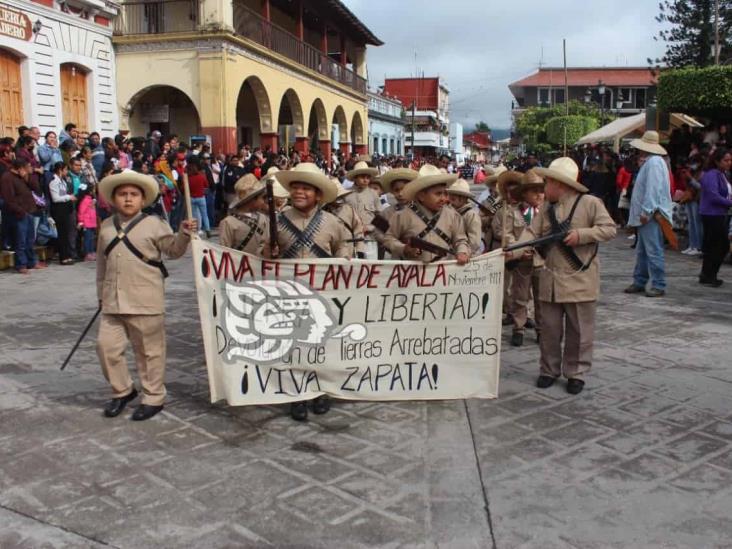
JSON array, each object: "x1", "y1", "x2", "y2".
[
  {"x1": 96, "y1": 214, "x2": 190, "y2": 315},
  {"x1": 218, "y1": 212, "x2": 269, "y2": 255},
  {"x1": 523, "y1": 192, "x2": 616, "y2": 303},
  {"x1": 456, "y1": 205, "x2": 483, "y2": 254},
  {"x1": 382, "y1": 202, "x2": 470, "y2": 262},
  {"x1": 329, "y1": 201, "x2": 366, "y2": 256},
  {"x1": 273, "y1": 206, "x2": 351, "y2": 259},
  {"x1": 344, "y1": 187, "x2": 381, "y2": 232}
]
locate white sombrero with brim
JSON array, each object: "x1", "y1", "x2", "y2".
[
  {"x1": 534, "y1": 157, "x2": 588, "y2": 193},
  {"x1": 99, "y1": 170, "x2": 159, "y2": 208},
  {"x1": 497, "y1": 170, "x2": 524, "y2": 199},
  {"x1": 630, "y1": 130, "x2": 668, "y2": 156},
  {"x1": 380, "y1": 168, "x2": 418, "y2": 193},
  {"x1": 486, "y1": 165, "x2": 508, "y2": 185},
  {"x1": 276, "y1": 162, "x2": 338, "y2": 204},
  {"x1": 402, "y1": 164, "x2": 459, "y2": 201},
  {"x1": 346, "y1": 160, "x2": 378, "y2": 180},
  {"x1": 331, "y1": 178, "x2": 353, "y2": 201},
  {"x1": 260, "y1": 167, "x2": 289, "y2": 198},
  {"x1": 230, "y1": 181, "x2": 265, "y2": 210},
  {"x1": 447, "y1": 178, "x2": 473, "y2": 199}
]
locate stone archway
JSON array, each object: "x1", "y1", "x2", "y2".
[
  {"x1": 332, "y1": 105, "x2": 348, "y2": 153},
  {"x1": 125, "y1": 85, "x2": 201, "y2": 142},
  {"x1": 275, "y1": 89, "x2": 304, "y2": 152},
  {"x1": 236, "y1": 76, "x2": 273, "y2": 148},
  {"x1": 350, "y1": 111, "x2": 366, "y2": 154}
]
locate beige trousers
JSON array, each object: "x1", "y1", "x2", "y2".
[
  {"x1": 97, "y1": 313, "x2": 167, "y2": 406},
  {"x1": 511, "y1": 263, "x2": 541, "y2": 335},
  {"x1": 539, "y1": 301, "x2": 596, "y2": 380}
]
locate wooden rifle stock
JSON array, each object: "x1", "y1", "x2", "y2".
[
  {"x1": 504, "y1": 230, "x2": 569, "y2": 252},
  {"x1": 265, "y1": 181, "x2": 279, "y2": 258},
  {"x1": 468, "y1": 195, "x2": 497, "y2": 215},
  {"x1": 408, "y1": 237, "x2": 451, "y2": 257}
]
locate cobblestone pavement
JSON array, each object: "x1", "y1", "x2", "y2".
[{"x1": 1, "y1": 234, "x2": 732, "y2": 549}]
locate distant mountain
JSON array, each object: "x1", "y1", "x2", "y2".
[{"x1": 490, "y1": 128, "x2": 511, "y2": 140}]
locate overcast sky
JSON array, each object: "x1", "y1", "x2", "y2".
[{"x1": 347, "y1": 0, "x2": 669, "y2": 130}]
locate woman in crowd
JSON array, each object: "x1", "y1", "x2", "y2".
[
  {"x1": 76, "y1": 182, "x2": 97, "y2": 261},
  {"x1": 699, "y1": 148, "x2": 732, "y2": 286},
  {"x1": 49, "y1": 161, "x2": 77, "y2": 265}
]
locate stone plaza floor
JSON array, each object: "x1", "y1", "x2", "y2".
[{"x1": 1, "y1": 235, "x2": 732, "y2": 548}]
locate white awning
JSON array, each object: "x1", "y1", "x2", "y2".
[{"x1": 575, "y1": 113, "x2": 645, "y2": 146}]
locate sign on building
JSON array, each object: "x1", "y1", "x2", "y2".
[{"x1": 0, "y1": 3, "x2": 32, "y2": 41}]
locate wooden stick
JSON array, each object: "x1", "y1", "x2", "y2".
[{"x1": 181, "y1": 171, "x2": 197, "y2": 238}]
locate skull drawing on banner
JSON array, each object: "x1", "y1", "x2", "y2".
[{"x1": 221, "y1": 280, "x2": 366, "y2": 364}]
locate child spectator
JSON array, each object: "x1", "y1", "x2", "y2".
[{"x1": 76, "y1": 183, "x2": 97, "y2": 261}]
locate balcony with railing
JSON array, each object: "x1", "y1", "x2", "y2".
[{"x1": 113, "y1": 0, "x2": 367, "y2": 94}]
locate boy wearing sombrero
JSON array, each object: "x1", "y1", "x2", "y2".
[
  {"x1": 447, "y1": 179, "x2": 482, "y2": 254},
  {"x1": 96, "y1": 171, "x2": 198, "y2": 421},
  {"x1": 219, "y1": 176, "x2": 269, "y2": 255},
  {"x1": 372, "y1": 168, "x2": 418, "y2": 258},
  {"x1": 326, "y1": 179, "x2": 366, "y2": 258},
  {"x1": 522, "y1": 157, "x2": 616, "y2": 394},
  {"x1": 268, "y1": 163, "x2": 350, "y2": 421},
  {"x1": 501, "y1": 169, "x2": 545, "y2": 347},
  {"x1": 480, "y1": 165, "x2": 507, "y2": 251},
  {"x1": 382, "y1": 164, "x2": 470, "y2": 265},
  {"x1": 344, "y1": 160, "x2": 382, "y2": 234}
]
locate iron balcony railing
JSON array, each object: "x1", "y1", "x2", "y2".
[{"x1": 114, "y1": 0, "x2": 367, "y2": 95}]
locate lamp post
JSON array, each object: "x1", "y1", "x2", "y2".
[{"x1": 585, "y1": 80, "x2": 607, "y2": 124}]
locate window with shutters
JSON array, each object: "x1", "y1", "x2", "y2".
[
  {"x1": 60, "y1": 63, "x2": 89, "y2": 133},
  {"x1": 0, "y1": 49, "x2": 24, "y2": 137}
]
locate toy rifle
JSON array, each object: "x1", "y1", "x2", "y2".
[
  {"x1": 468, "y1": 195, "x2": 500, "y2": 215},
  {"x1": 408, "y1": 237, "x2": 451, "y2": 258},
  {"x1": 372, "y1": 214, "x2": 390, "y2": 233},
  {"x1": 503, "y1": 229, "x2": 569, "y2": 253},
  {"x1": 265, "y1": 180, "x2": 279, "y2": 258},
  {"x1": 60, "y1": 305, "x2": 102, "y2": 371}
]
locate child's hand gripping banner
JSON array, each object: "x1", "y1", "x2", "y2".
[{"x1": 192, "y1": 240, "x2": 504, "y2": 405}]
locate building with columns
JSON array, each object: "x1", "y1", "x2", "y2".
[
  {"x1": 367, "y1": 89, "x2": 405, "y2": 157},
  {"x1": 0, "y1": 0, "x2": 120, "y2": 137},
  {"x1": 113, "y1": 0, "x2": 381, "y2": 163}
]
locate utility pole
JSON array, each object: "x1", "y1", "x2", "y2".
[
  {"x1": 714, "y1": 0, "x2": 721, "y2": 65},
  {"x1": 411, "y1": 100, "x2": 416, "y2": 160},
  {"x1": 563, "y1": 38, "x2": 569, "y2": 155}
]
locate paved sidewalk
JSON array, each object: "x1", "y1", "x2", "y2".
[{"x1": 1, "y1": 236, "x2": 732, "y2": 548}]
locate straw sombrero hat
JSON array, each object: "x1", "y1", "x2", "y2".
[
  {"x1": 447, "y1": 178, "x2": 473, "y2": 199},
  {"x1": 260, "y1": 167, "x2": 289, "y2": 198},
  {"x1": 521, "y1": 168, "x2": 546, "y2": 188},
  {"x1": 534, "y1": 157, "x2": 588, "y2": 193},
  {"x1": 402, "y1": 164, "x2": 459, "y2": 201},
  {"x1": 485, "y1": 165, "x2": 508, "y2": 186},
  {"x1": 381, "y1": 168, "x2": 418, "y2": 192},
  {"x1": 630, "y1": 130, "x2": 667, "y2": 156},
  {"x1": 234, "y1": 174, "x2": 259, "y2": 198},
  {"x1": 276, "y1": 162, "x2": 338, "y2": 203},
  {"x1": 497, "y1": 170, "x2": 524, "y2": 199},
  {"x1": 99, "y1": 170, "x2": 159, "y2": 208},
  {"x1": 346, "y1": 160, "x2": 378, "y2": 180},
  {"x1": 230, "y1": 181, "x2": 265, "y2": 210}
]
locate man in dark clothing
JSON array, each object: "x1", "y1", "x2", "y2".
[
  {"x1": 143, "y1": 130, "x2": 162, "y2": 161},
  {"x1": 0, "y1": 158, "x2": 46, "y2": 273},
  {"x1": 222, "y1": 156, "x2": 245, "y2": 208}
]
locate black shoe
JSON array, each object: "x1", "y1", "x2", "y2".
[
  {"x1": 536, "y1": 375, "x2": 556, "y2": 389},
  {"x1": 525, "y1": 318, "x2": 536, "y2": 329},
  {"x1": 502, "y1": 314, "x2": 514, "y2": 326},
  {"x1": 130, "y1": 404, "x2": 164, "y2": 421},
  {"x1": 311, "y1": 396, "x2": 331, "y2": 415},
  {"x1": 103, "y1": 388, "x2": 138, "y2": 418},
  {"x1": 566, "y1": 378, "x2": 585, "y2": 395},
  {"x1": 290, "y1": 402, "x2": 308, "y2": 421},
  {"x1": 645, "y1": 288, "x2": 665, "y2": 297},
  {"x1": 624, "y1": 284, "x2": 645, "y2": 294},
  {"x1": 699, "y1": 277, "x2": 723, "y2": 287},
  {"x1": 511, "y1": 332, "x2": 524, "y2": 347}
]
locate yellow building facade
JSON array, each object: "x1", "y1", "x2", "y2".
[{"x1": 113, "y1": 0, "x2": 381, "y2": 162}]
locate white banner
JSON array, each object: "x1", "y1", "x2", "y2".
[{"x1": 192, "y1": 239, "x2": 504, "y2": 405}]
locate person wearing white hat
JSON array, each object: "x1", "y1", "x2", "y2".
[
  {"x1": 344, "y1": 161, "x2": 381, "y2": 236},
  {"x1": 478, "y1": 165, "x2": 507, "y2": 251},
  {"x1": 624, "y1": 131, "x2": 673, "y2": 298},
  {"x1": 96, "y1": 171, "x2": 198, "y2": 421},
  {"x1": 381, "y1": 164, "x2": 470, "y2": 265},
  {"x1": 325, "y1": 179, "x2": 366, "y2": 258},
  {"x1": 372, "y1": 168, "x2": 418, "y2": 258},
  {"x1": 520, "y1": 157, "x2": 616, "y2": 395},
  {"x1": 218, "y1": 179, "x2": 269, "y2": 255},
  {"x1": 260, "y1": 166, "x2": 290, "y2": 212},
  {"x1": 447, "y1": 179, "x2": 482, "y2": 254}
]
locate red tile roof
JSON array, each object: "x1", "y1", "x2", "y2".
[
  {"x1": 464, "y1": 131, "x2": 492, "y2": 149},
  {"x1": 509, "y1": 67, "x2": 657, "y2": 88},
  {"x1": 384, "y1": 78, "x2": 441, "y2": 110}
]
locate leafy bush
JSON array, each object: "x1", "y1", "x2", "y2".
[
  {"x1": 515, "y1": 100, "x2": 606, "y2": 148},
  {"x1": 545, "y1": 115, "x2": 599, "y2": 146},
  {"x1": 657, "y1": 66, "x2": 732, "y2": 117}
]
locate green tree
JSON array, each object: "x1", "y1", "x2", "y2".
[
  {"x1": 514, "y1": 100, "x2": 606, "y2": 149},
  {"x1": 650, "y1": 0, "x2": 732, "y2": 68},
  {"x1": 473, "y1": 121, "x2": 491, "y2": 132}
]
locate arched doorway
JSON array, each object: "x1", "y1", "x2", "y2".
[
  {"x1": 60, "y1": 63, "x2": 90, "y2": 133},
  {"x1": 276, "y1": 89, "x2": 304, "y2": 153},
  {"x1": 236, "y1": 76, "x2": 272, "y2": 149},
  {"x1": 0, "y1": 48, "x2": 23, "y2": 137},
  {"x1": 351, "y1": 111, "x2": 365, "y2": 154},
  {"x1": 332, "y1": 105, "x2": 348, "y2": 150},
  {"x1": 127, "y1": 85, "x2": 201, "y2": 143},
  {"x1": 307, "y1": 98, "x2": 328, "y2": 153}
]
